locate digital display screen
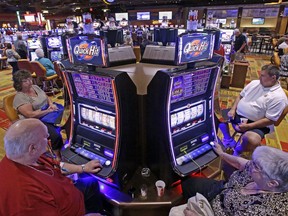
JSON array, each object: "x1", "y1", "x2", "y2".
[
  {"x1": 30, "y1": 52, "x2": 38, "y2": 61},
  {"x1": 221, "y1": 29, "x2": 234, "y2": 42},
  {"x1": 252, "y1": 18, "x2": 265, "y2": 25},
  {"x1": 137, "y1": 12, "x2": 150, "y2": 20},
  {"x1": 170, "y1": 69, "x2": 212, "y2": 103},
  {"x1": 69, "y1": 36, "x2": 107, "y2": 67},
  {"x1": 27, "y1": 38, "x2": 42, "y2": 49},
  {"x1": 72, "y1": 73, "x2": 114, "y2": 105},
  {"x1": 115, "y1": 12, "x2": 128, "y2": 21},
  {"x1": 170, "y1": 101, "x2": 206, "y2": 135},
  {"x1": 79, "y1": 104, "x2": 116, "y2": 136},
  {"x1": 46, "y1": 36, "x2": 62, "y2": 49},
  {"x1": 176, "y1": 33, "x2": 214, "y2": 64},
  {"x1": 50, "y1": 51, "x2": 63, "y2": 61},
  {"x1": 24, "y1": 14, "x2": 35, "y2": 22},
  {"x1": 159, "y1": 11, "x2": 172, "y2": 20}
]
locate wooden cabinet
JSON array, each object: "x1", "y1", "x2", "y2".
[{"x1": 230, "y1": 61, "x2": 249, "y2": 88}]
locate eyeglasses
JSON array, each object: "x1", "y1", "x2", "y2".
[
  {"x1": 251, "y1": 160, "x2": 272, "y2": 179},
  {"x1": 251, "y1": 160, "x2": 262, "y2": 173}
]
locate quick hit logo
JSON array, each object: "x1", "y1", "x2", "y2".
[
  {"x1": 73, "y1": 41, "x2": 100, "y2": 61},
  {"x1": 183, "y1": 39, "x2": 209, "y2": 58}
]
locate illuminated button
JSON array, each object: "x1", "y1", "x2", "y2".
[
  {"x1": 176, "y1": 157, "x2": 183, "y2": 165},
  {"x1": 105, "y1": 160, "x2": 111, "y2": 166}
]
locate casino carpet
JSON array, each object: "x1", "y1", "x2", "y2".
[{"x1": 0, "y1": 55, "x2": 287, "y2": 160}]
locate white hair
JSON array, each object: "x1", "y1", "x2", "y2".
[
  {"x1": 35, "y1": 48, "x2": 44, "y2": 58},
  {"x1": 4, "y1": 119, "x2": 44, "y2": 159},
  {"x1": 252, "y1": 146, "x2": 288, "y2": 192}
]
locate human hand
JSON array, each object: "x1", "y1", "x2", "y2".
[
  {"x1": 183, "y1": 207, "x2": 198, "y2": 216},
  {"x1": 84, "y1": 160, "x2": 102, "y2": 173},
  {"x1": 213, "y1": 142, "x2": 224, "y2": 156},
  {"x1": 237, "y1": 122, "x2": 250, "y2": 132},
  {"x1": 227, "y1": 109, "x2": 236, "y2": 120},
  {"x1": 48, "y1": 103, "x2": 58, "y2": 111}
]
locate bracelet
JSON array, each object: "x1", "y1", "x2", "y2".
[{"x1": 81, "y1": 164, "x2": 86, "y2": 173}]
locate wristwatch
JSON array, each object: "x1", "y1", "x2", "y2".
[{"x1": 81, "y1": 164, "x2": 86, "y2": 172}]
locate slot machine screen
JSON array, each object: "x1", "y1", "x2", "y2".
[
  {"x1": 46, "y1": 36, "x2": 62, "y2": 49},
  {"x1": 71, "y1": 72, "x2": 114, "y2": 105},
  {"x1": 170, "y1": 69, "x2": 212, "y2": 103},
  {"x1": 221, "y1": 29, "x2": 234, "y2": 42},
  {"x1": 68, "y1": 36, "x2": 108, "y2": 67},
  {"x1": 50, "y1": 50, "x2": 63, "y2": 61},
  {"x1": 30, "y1": 51, "x2": 38, "y2": 61},
  {"x1": 27, "y1": 38, "x2": 41, "y2": 49},
  {"x1": 176, "y1": 33, "x2": 214, "y2": 64}
]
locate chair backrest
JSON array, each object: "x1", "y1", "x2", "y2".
[
  {"x1": 53, "y1": 61, "x2": 64, "y2": 81},
  {"x1": 274, "y1": 89, "x2": 288, "y2": 126},
  {"x1": 30, "y1": 61, "x2": 46, "y2": 78},
  {"x1": 3, "y1": 93, "x2": 19, "y2": 123},
  {"x1": 17, "y1": 59, "x2": 33, "y2": 73}
]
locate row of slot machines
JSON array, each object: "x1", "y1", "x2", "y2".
[
  {"x1": 27, "y1": 35, "x2": 64, "y2": 62},
  {"x1": 60, "y1": 29, "x2": 223, "y2": 203}
]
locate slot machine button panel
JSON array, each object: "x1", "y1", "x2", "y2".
[{"x1": 176, "y1": 143, "x2": 213, "y2": 166}]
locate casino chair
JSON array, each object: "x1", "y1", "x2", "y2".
[
  {"x1": 17, "y1": 59, "x2": 37, "y2": 83},
  {"x1": 53, "y1": 61, "x2": 68, "y2": 102},
  {"x1": 30, "y1": 61, "x2": 59, "y2": 97},
  {"x1": 3, "y1": 93, "x2": 19, "y2": 123}
]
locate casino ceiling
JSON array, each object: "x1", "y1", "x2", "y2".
[{"x1": 0, "y1": 0, "x2": 287, "y2": 15}]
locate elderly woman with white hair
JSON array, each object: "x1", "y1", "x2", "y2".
[
  {"x1": 35, "y1": 48, "x2": 56, "y2": 77},
  {"x1": 180, "y1": 142, "x2": 288, "y2": 215}
]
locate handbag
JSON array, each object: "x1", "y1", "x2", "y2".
[
  {"x1": 40, "y1": 102, "x2": 64, "y2": 124},
  {"x1": 169, "y1": 193, "x2": 214, "y2": 216}
]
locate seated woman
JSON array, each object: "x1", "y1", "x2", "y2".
[
  {"x1": 181, "y1": 142, "x2": 288, "y2": 215},
  {"x1": 12, "y1": 70, "x2": 63, "y2": 159},
  {"x1": 35, "y1": 48, "x2": 56, "y2": 77}
]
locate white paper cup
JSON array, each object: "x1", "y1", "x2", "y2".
[
  {"x1": 155, "y1": 180, "x2": 166, "y2": 197},
  {"x1": 240, "y1": 118, "x2": 248, "y2": 124}
]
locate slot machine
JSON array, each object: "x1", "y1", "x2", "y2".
[
  {"x1": 27, "y1": 37, "x2": 42, "y2": 61},
  {"x1": 61, "y1": 35, "x2": 139, "y2": 189},
  {"x1": 220, "y1": 29, "x2": 234, "y2": 64},
  {"x1": 146, "y1": 32, "x2": 222, "y2": 185},
  {"x1": 45, "y1": 36, "x2": 63, "y2": 62}
]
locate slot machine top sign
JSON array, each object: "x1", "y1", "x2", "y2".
[
  {"x1": 176, "y1": 33, "x2": 214, "y2": 65},
  {"x1": 69, "y1": 36, "x2": 107, "y2": 67}
]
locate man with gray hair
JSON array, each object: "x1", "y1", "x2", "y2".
[
  {"x1": 219, "y1": 64, "x2": 288, "y2": 155},
  {"x1": 233, "y1": 28, "x2": 247, "y2": 53},
  {"x1": 0, "y1": 118, "x2": 104, "y2": 215}
]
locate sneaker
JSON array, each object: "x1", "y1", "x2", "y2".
[{"x1": 222, "y1": 138, "x2": 237, "y2": 148}]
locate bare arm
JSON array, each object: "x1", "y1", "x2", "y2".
[
  {"x1": 228, "y1": 95, "x2": 242, "y2": 120},
  {"x1": 237, "y1": 42, "x2": 247, "y2": 53},
  {"x1": 213, "y1": 142, "x2": 248, "y2": 170},
  {"x1": 60, "y1": 160, "x2": 102, "y2": 175},
  {"x1": 17, "y1": 103, "x2": 54, "y2": 119}
]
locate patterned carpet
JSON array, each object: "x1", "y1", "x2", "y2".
[{"x1": 0, "y1": 55, "x2": 287, "y2": 161}]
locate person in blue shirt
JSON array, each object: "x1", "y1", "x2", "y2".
[{"x1": 35, "y1": 48, "x2": 56, "y2": 77}]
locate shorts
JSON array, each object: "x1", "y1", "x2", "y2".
[{"x1": 231, "y1": 113, "x2": 270, "y2": 139}]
